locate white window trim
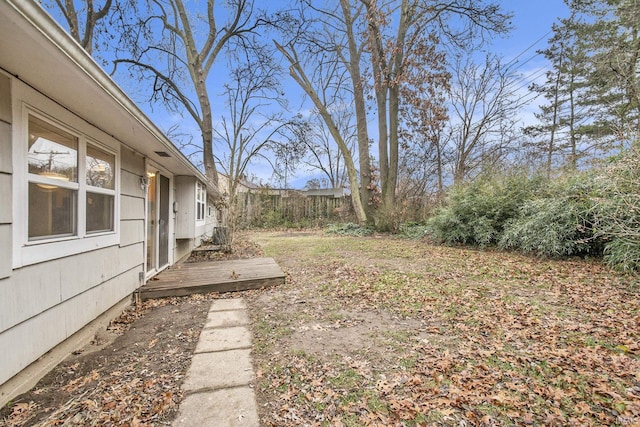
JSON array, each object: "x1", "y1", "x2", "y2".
[
  {"x1": 196, "y1": 181, "x2": 206, "y2": 223},
  {"x1": 12, "y1": 90, "x2": 120, "y2": 268}
]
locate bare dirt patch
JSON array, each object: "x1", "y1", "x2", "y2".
[
  {"x1": 0, "y1": 295, "x2": 220, "y2": 427},
  {"x1": 246, "y1": 230, "x2": 640, "y2": 427},
  {"x1": 286, "y1": 308, "x2": 425, "y2": 360}
]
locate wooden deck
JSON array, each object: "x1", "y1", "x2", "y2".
[{"x1": 138, "y1": 257, "x2": 285, "y2": 300}]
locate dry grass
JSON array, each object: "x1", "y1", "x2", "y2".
[{"x1": 247, "y1": 230, "x2": 640, "y2": 426}]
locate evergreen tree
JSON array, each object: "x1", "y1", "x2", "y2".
[{"x1": 569, "y1": 0, "x2": 640, "y2": 145}]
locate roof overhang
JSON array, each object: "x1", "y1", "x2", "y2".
[{"x1": 0, "y1": 0, "x2": 216, "y2": 191}]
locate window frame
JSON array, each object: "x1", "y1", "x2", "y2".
[
  {"x1": 14, "y1": 100, "x2": 120, "y2": 268},
  {"x1": 84, "y1": 140, "x2": 117, "y2": 234},
  {"x1": 196, "y1": 181, "x2": 206, "y2": 222}
]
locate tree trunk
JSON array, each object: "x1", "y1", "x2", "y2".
[
  {"x1": 275, "y1": 41, "x2": 368, "y2": 224},
  {"x1": 435, "y1": 138, "x2": 444, "y2": 199},
  {"x1": 384, "y1": 0, "x2": 411, "y2": 210},
  {"x1": 196, "y1": 69, "x2": 219, "y2": 186},
  {"x1": 364, "y1": 0, "x2": 411, "y2": 218},
  {"x1": 340, "y1": 0, "x2": 375, "y2": 223}
]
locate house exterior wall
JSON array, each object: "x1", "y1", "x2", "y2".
[
  {"x1": 0, "y1": 75, "x2": 146, "y2": 389},
  {"x1": 0, "y1": 73, "x2": 12, "y2": 280},
  {"x1": 0, "y1": 1, "x2": 222, "y2": 403},
  {"x1": 175, "y1": 175, "x2": 196, "y2": 239},
  {"x1": 174, "y1": 175, "x2": 217, "y2": 256}
]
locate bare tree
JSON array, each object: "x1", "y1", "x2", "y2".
[
  {"x1": 275, "y1": 39, "x2": 369, "y2": 223},
  {"x1": 215, "y1": 48, "x2": 285, "y2": 197},
  {"x1": 277, "y1": 0, "x2": 510, "y2": 226},
  {"x1": 300, "y1": 112, "x2": 353, "y2": 190},
  {"x1": 111, "y1": 0, "x2": 272, "y2": 185},
  {"x1": 41, "y1": 0, "x2": 113, "y2": 54},
  {"x1": 362, "y1": 0, "x2": 510, "y2": 222},
  {"x1": 447, "y1": 53, "x2": 525, "y2": 184}
]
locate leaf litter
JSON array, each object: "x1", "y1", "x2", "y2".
[
  {"x1": 247, "y1": 230, "x2": 640, "y2": 426},
  {"x1": 2, "y1": 230, "x2": 639, "y2": 426},
  {"x1": 1, "y1": 294, "x2": 216, "y2": 426},
  {"x1": 1, "y1": 232, "x2": 264, "y2": 427}
]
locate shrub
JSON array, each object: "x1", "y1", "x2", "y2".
[
  {"x1": 398, "y1": 223, "x2": 430, "y2": 240},
  {"x1": 325, "y1": 222, "x2": 375, "y2": 236},
  {"x1": 603, "y1": 238, "x2": 640, "y2": 273},
  {"x1": 592, "y1": 144, "x2": 640, "y2": 271},
  {"x1": 427, "y1": 173, "x2": 548, "y2": 247},
  {"x1": 499, "y1": 173, "x2": 599, "y2": 257},
  {"x1": 426, "y1": 145, "x2": 640, "y2": 270}
]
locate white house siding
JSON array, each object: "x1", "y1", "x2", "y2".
[
  {"x1": 175, "y1": 175, "x2": 197, "y2": 240},
  {"x1": 0, "y1": 73, "x2": 12, "y2": 280},
  {"x1": 120, "y1": 147, "x2": 146, "y2": 248},
  {"x1": 0, "y1": 1, "x2": 222, "y2": 401},
  {"x1": 174, "y1": 239, "x2": 193, "y2": 263},
  {"x1": 0, "y1": 77, "x2": 147, "y2": 389},
  {"x1": 174, "y1": 175, "x2": 218, "y2": 261}
]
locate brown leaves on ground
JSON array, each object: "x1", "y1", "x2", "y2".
[
  {"x1": 3, "y1": 231, "x2": 639, "y2": 426},
  {"x1": 1, "y1": 294, "x2": 215, "y2": 427},
  {"x1": 247, "y1": 231, "x2": 640, "y2": 427}
]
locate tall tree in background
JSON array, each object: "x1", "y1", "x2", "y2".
[
  {"x1": 214, "y1": 46, "x2": 296, "y2": 235},
  {"x1": 276, "y1": 0, "x2": 374, "y2": 223},
  {"x1": 275, "y1": 38, "x2": 369, "y2": 223},
  {"x1": 41, "y1": 0, "x2": 113, "y2": 55},
  {"x1": 543, "y1": 0, "x2": 640, "y2": 147},
  {"x1": 528, "y1": 0, "x2": 640, "y2": 175},
  {"x1": 575, "y1": 0, "x2": 640, "y2": 141},
  {"x1": 278, "y1": 0, "x2": 510, "y2": 225},
  {"x1": 300, "y1": 112, "x2": 353, "y2": 190},
  {"x1": 112, "y1": 0, "x2": 272, "y2": 185},
  {"x1": 527, "y1": 15, "x2": 590, "y2": 175},
  {"x1": 398, "y1": 33, "x2": 449, "y2": 199},
  {"x1": 214, "y1": 46, "x2": 287, "y2": 199}
]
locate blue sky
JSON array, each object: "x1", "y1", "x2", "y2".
[
  {"x1": 492, "y1": 1, "x2": 572, "y2": 132},
  {"x1": 246, "y1": 1, "x2": 573, "y2": 188},
  {"x1": 45, "y1": 0, "x2": 574, "y2": 189},
  {"x1": 501, "y1": 0, "x2": 570, "y2": 59}
]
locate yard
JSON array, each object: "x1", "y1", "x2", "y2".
[
  {"x1": 248, "y1": 230, "x2": 640, "y2": 426},
  {"x1": 2, "y1": 230, "x2": 639, "y2": 426}
]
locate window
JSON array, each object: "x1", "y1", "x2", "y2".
[
  {"x1": 86, "y1": 144, "x2": 115, "y2": 233},
  {"x1": 196, "y1": 181, "x2": 206, "y2": 221},
  {"x1": 27, "y1": 114, "x2": 116, "y2": 240},
  {"x1": 28, "y1": 116, "x2": 78, "y2": 239}
]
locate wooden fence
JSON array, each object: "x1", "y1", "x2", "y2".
[{"x1": 233, "y1": 192, "x2": 353, "y2": 228}]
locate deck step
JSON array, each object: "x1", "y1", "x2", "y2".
[{"x1": 138, "y1": 257, "x2": 285, "y2": 300}]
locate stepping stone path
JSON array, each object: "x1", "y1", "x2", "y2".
[{"x1": 172, "y1": 298, "x2": 259, "y2": 426}]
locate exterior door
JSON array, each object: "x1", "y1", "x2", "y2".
[
  {"x1": 158, "y1": 174, "x2": 170, "y2": 267},
  {"x1": 146, "y1": 171, "x2": 170, "y2": 275}
]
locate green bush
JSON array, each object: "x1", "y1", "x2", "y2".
[
  {"x1": 499, "y1": 198, "x2": 593, "y2": 257},
  {"x1": 325, "y1": 222, "x2": 375, "y2": 236},
  {"x1": 427, "y1": 173, "x2": 548, "y2": 247},
  {"x1": 592, "y1": 144, "x2": 640, "y2": 271},
  {"x1": 603, "y1": 238, "x2": 640, "y2": 273},
  {"x1": 425, "y1": 144, "x2": 640, "y2": 271},
  {"x1": 499, "y1": 174, "x2": 598, "y2": 257},
  {"x1": 398, "y1": 223, "x2": 430, "y2": 240}
]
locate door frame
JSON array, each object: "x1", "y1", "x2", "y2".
[{"x1": 145, "y1": 162, "x2": 173, "y2": 279}]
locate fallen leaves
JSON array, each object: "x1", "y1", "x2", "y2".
[
  {"x1": 249, "y1": 231, "x2": 640, "y2": 426},
  {"x1": 0, "y1": 294, "x2": 214, "y2": 427}
]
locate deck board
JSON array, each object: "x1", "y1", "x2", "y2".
[{"x1": 138, "y1": 257, "x2": 285, "y2": 300}]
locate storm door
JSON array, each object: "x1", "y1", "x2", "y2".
[{"x1": 146, "y1": 171, "x2": 170, "y2": 275}]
